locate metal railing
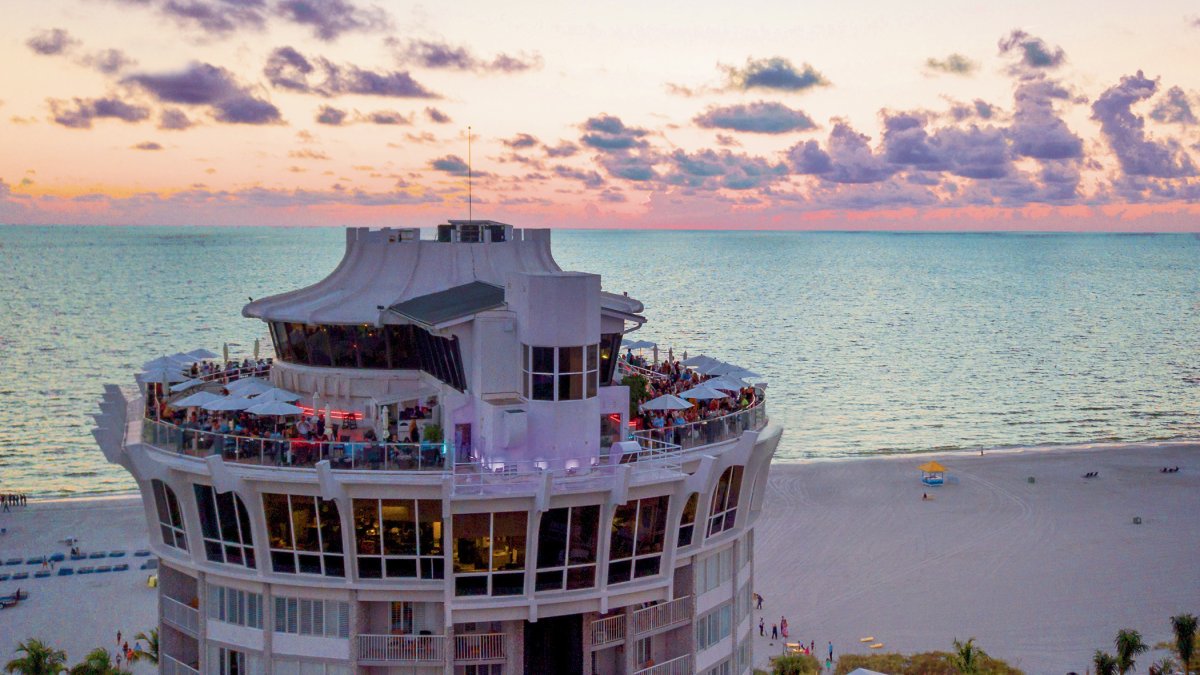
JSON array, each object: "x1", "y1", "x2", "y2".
[
  {"x1": 454, "y1": 633, "x2": 506, "y2": 662},
  {"x1": 357, "y1": 634, "x2": 446, "y2": 663},
  {"x1": 617, "y1": 359, "x2": 673, "y2": 382},
  {"x1": 161, "y1": 654, "x2": 200, "y2": 675},
  {"x1": 160, "y1": 595, "x2": 199, "y2": 635},
  {"x1": 632, "y1": 596, "x2": 692, "y2": 636},
  {"x1": 633, "y1": 653, "x2": 692, "y2": 675},
  {"x1": 589, "y1": 614, "x2": 626, "y2": 649},
  {"x1": 141, "y1": 418, "x2": 447, "y2": 472},
  {"x1": 451, "y1": 441, "x2": 684, "y2": 495},
  {"x1": 632, "y1": 400, "x2": 767, "y2": 451}
]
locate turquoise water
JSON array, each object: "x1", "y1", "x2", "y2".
[{"x1": 1, "y1": 226, "x2": 1198, "y2": 496}]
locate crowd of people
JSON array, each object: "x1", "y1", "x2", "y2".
[
  {"x1": 187, "y1": 357, "x2": 272, "y2": 381},
  {"x1": 1, "y1": 493, "x2": 29, "y2": 512},
  {"x1": 623, "y1": 356, "x2": 763, "y2": 446}
]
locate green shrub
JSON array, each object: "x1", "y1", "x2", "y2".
[
  {"x1": 832, "y1": 650, "x2": 1023, "y2": 675},
  {"x1": 772, "y1": 653, "x2": 822, "y2": 675}
]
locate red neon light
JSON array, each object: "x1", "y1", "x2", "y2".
[{"x1": 298, "y1": 405, "x2": 360, "y2": 421}]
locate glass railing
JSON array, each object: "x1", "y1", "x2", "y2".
[
  {"x1": 140, "y1": 418, "x2": 448, "y2": 472},
  {"x1": 631, "y1": 400, "x2": 767, "y2": 451}
]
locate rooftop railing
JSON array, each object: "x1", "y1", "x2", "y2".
[
  {"x1": 451, "y1": 442, "x2": 684, "y2": 495},
  {"x1": 357, "y1": 634, "x2": 446, "y2": 664},
  {"x1": 632, "y1": 399, "x2": 767, "y2": 451}
]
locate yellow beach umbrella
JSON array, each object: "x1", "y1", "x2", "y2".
[{"x1": 918, "y1": 460, "x2": 946, "y2": 473}]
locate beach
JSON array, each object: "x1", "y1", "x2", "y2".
[{"x1": 1, "y1": 443, "x2": 1197, "y2": 674}]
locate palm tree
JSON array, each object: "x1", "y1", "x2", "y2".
[
  {"x1": 4, "y1": 639, "x2": 67, "y2": 675},
  {"x1": 952, "y1": 637, "x2": 988, "y2": 674},
  {"x1": 127, "y1": 630, "x2": 158, "y2": 666},
  {"x1": 1148, "y1": 657, "x2": 1177, "y2": 675},
  {"x1": 1115, "y1": 628, "x2": 1149, "y2": 675},
  {"x1": 66, "y1": 649, "x2": 124, "y2": 675},
  {"x1": 1172, "y1": 613, "x2": 1198, "y2": 675},
  {"x1": 1094, "y1": 650, "x2": 1119, "y2": 675}
]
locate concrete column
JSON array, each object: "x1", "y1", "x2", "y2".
[
  {"x1": 261, "y1": 582, "x2": 273, "y2": 670},
  {"x1": 623, "y1": 607, "x2": 636, "y2": 674},
  {"x1": 345, "y1": 589, "x2": 356, "y2": 673},
  {"x1": 195, "y1": 570, "x2": 208, "y2": 673},
  {"x1": 506, "y1": 620, "x2": 524, "y2": 675}
]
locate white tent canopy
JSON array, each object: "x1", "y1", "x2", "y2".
[
  {"x1": 678, "y1": 384, "x2": 730, "y2": 400},
  {"x1": 142, "y1": 355, "x2": 190, "y2": 371},
  {"x1": 171, "y1": 391, "x2": 222, "y2": 408},
  {"x1": 201, "y1": 396, "x2": 258, "y2": 411},
  {"x1": 251, "y1": 387, "x2": 301, "y2": 402},
  {"x1": 184, "y1": 348, "x2": 220, "y2": 360},
  {"x1": 137, "y1": 368, "x2": 189, "y2": 384},
  {"x1": 706, "y1": 376, "x2": 747, "y2": 391},
  {"x1": 682, "y1": 354, "x2": 717, "y2": 367},
  {"x1": 639, "y1": 394, "x2": 693, "y2": 411},
  {"x1": 623, "y1": 339, "x2": 657, "y2": 350},
  {"x1": 226, "y1": 378, "x2": 272, "y2": 396},
  {"x1": 247, "y1": 400, "x2": 304, "y2": 417},
  {"x1": 169, "y1": 378, "x2": 206, "y2": 393}
]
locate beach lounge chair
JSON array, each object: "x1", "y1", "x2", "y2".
[
  {"x1": 48, "y1": 553, "x2": 64, "y2": 562},
  {"x1": 88, "y1": 552, "x2": 106, "y2": 559},
  {"x1": 12, "y1": 572, "x2": 28, "y2": 580},
  {"x1": 0, "y1": 574, "x2": 9, "y2": 582},
  {"x1": 114, "y1": 564, "x2": 129, "y2": 572},
  {"x1": 140, "y1": 559, "x2": 159, "y2": 570},
  {"x1": 34, "y1": 571, "x2": 50, "y2": 578},
  {"x1": 4, "y1": 558, "x2": 21, "y2": 566},
  {"x1": 95, "y1": 566, "x2": 112, "y2": 573},
  {"x1": 25, "y1": 557, "x2": 43, "y2": 564},
  {"x1": 133, "y1": 550, "x2": 151, "y2": 557},
  {"x1": 70, "y1": 554, "x2": 85, "y2": 561},
  {"x1": 109, "y1": 551, "x2": 125, "y2": 558},
  {"x1": 57, "y1": 568, "x2": 74, "y2": 576},
  {"x1": 77, "y1": 567, "x2": 94, "y2": 575}
]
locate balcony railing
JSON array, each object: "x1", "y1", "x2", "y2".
[
  {"x1": 160, "y1": 654, "x2": 200, "y2": 675},
  {"x1": 632, "y1": 596, "x2": 692, "y2": 636},
  {"x1": 454, "y1": 633, "x2": 506, "y2": 662},
  {"x1": 632, "y1": 400, "x2": 767, "y2": 451},
  {"x1": 589, "y1": 614, "x2": 626, "y2": 649},
  {"x1": 633, "y1": 653, "x2": 692, "y2": 675},
  {"x1": 160, "y1": 595, "x2": 199, "y2": 635},
  {"x1": 357, "y1": 634, "x2": 446, "y2": 664},
  {"x1": 451, "y1": 441, "x2": 683, "y2": 495}
]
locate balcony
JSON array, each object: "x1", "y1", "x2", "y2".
[
  {"x1": 160, "y1": 654, "x2": 200, "y2": 675},
  {"x1": 589, "y1": 614, "x2": 626, "y2": 649},
  {"x1": 633, "y1": 653, "x2": 692, "y2": 675},
  {"x1": 160, "y1": 595, "x2": 199, "y2": 636},
  {"x1": 632, "y1": 596, "x2": 692, "y2": 636},
  {"x1": 356, "y1": 634, "x2": 446, "y2": 665},
  {"x1": 454, "y1": 633, "x2": 506, "y2": 662}
]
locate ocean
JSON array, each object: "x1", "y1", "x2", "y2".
[{"x1": 1, "y1": 225, "x2": 1197, "y2": 497}]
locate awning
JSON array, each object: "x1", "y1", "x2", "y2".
[
  {"x1": 387, "y1": 281, "x2": 506, "y2": 329},
  {"x1": 918, "y1": 461, "x2": 946, "y2": 473}
]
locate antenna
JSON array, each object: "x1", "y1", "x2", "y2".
[{"x1": 468, "y1": 125, "x2": 472, "y2": 222}]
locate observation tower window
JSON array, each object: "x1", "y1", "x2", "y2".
[
  {"x1": 452, "y1": 511, "x2": 528, "y2": 596},
  {"x1": 707, "y1": 466, "x2": 744, "y2": 537},
  {"x1": 678, "y1": 492, "x2": 699, "y2": 547},
  {"x1": 607, "y1": 495, "x2": 670, "y2": 584},
  {"x1": 151, "y1": 479, "x2": 187, "y2": 552},
  {"x1": 522, "y1": 344, "x2": 600, "y2": 401},
  {"x1": 261, "y1": 493, "x2": 345, "y2": 577},
  {"x1": 194, "y1": 485, "x2": 256, "y2": 568},
  {"x1": 352, "y1": 498, "x2": 444, "y2": 580},
  {"x1": 535, "y1": 504, "x2": 600, "y2": 592},
  {"x1": 599, "y1": 332, "x2": 622, "y2": 386}
]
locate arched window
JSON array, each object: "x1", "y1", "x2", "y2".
[
  {"x1": 194, "y1": 485, "x2": 256, "y2": 568},
  {"x1": 151, "y1": 479, "x2": 187, "y2": 551},
  {"x1": 678, "y1": 493, "x2": 699, "y2": 547},
  {"x1": 707, "y1": 466, "x2": 744, "y2": 537}
]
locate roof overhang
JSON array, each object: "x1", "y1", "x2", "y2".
[{"x1": 385, "y1": 281, "x2": 506, "y2": 330}]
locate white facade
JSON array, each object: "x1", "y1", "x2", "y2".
[{"x1": 95, "y1": 222, "x2": 780, "y2": 675}]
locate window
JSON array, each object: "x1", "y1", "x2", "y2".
[
  {"x1": 707, "y1": 466, "x2": 744, "y2": 537},
  {"x1": 696, "y1": 547, "x2": 733, "y2": 595},
  {"x1": 151, "y1": 479, "x2": 187, "y2": 551},
  {"x1": 635, "y1": 637, "x2": 652, "y2": 665},
  {"x1": 353, "y1": 499, "x2": 444, "y2": 580},
  {"x1": 702, "y1": 658, "x2": 732, "y2": 675},
  {"x1": 205, "y1": 645, "x2": 263, "y2": 675},
  {"x1": 607, "y1": 495, "x2": 669, "y2": 585},
  {"x1": 678, "y1": 493, "x2": 699, "y2": 547},
  {"x1": 598, "y1": 332, "x2": 621, "y2": 386},
  {"x1": 535, "y1": 505, "x2": 600, "y2": 592},
  {"x1": 194, "y1": 485, "x2": 256, "y2": 568},
  {"x1": 453, "y1": 511, "x2": 528, "y2": 596},
  {"x1": 206, "y1": 585, "x2": 263, "y2": 629},
  {"x1": 458, "y1": 666, "x2": 503, "y2": 675},
  {"x1": 522, "y1": 344, "x2": 599, "y2": 401},
  {"x1": 694, "y1": 601, "x2": 733, "y2": 650},
  {"x1": 261, "y1": 493, "x2": 345, "y2": 577},
  {"x1": 273, "y1": 660, "x2": 352, "y2": 675},
  {"x1": 273, "y1": 596, "x2": 350, "y2": 638}
]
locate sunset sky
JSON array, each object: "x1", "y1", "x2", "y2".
[{"x1": 2, "y1": 0, "x2": 1199, "y2": 230}]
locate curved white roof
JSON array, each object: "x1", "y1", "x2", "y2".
[{"x1": 243, "y1": 225, "x2": 645, "y2": 326}]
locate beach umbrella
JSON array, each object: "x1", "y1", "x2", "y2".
[
  {"x1": 682, "y1": 354, "x2": 716, "y2": 367},
  {"x1": 185, "y1": 348, "x2": 220, "y2": 360},
  {"x1": 138, "y1": 368, "x2": 189, "y2": 384},
  {"x1": 251, "y1": 387, "x2": 300, "y2": 402},
  {"x1": 324, "y1": 404, "x2": 332, "y2": 431},
  {"x1": 725, "y1": 367, "x2": 765, "y2": 381},
  {"x1": 223, "y1": 342, "x2": 229, "y2": 364},
  {"x1": 201, "y1": 396, "x2": 258, "y2": 412},
  {"x1": 378, "y1": 404, "x2": 389, "y2": 439},
  {"x1": 623, "y1": 339, "x2": 656, "y2": 350},
  {"x1": 169, "y1": 378, "x2": 206, "y2": 393},
  {"x1": 247, "y1": 400, "x2": 304, "y2": 417},
  {"x1": 142, "y1": 355, "x2": 189, "y2": 371},
  {"x1": 668, "y1": 347, "x2": 674, "y2": 363},
  {"x1": 639, "y1": 394, "x2": 693, "y2": 412},
  {"x1": 679, "y1": 384, "x2": 731, "y2": 400},
  {"x1": 706, "y1": 376, "x2": 747, "y2": 392},
  {"x1": 172, "y1": 391, "x2": 222, "y2": 408},
  {"x1": 226, "y1": 378, "x2": 272, "y2": 396},
  {"x1": 253, "y1": 338, "x2": 260, "y2": 360}
]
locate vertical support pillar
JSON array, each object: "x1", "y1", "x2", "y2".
[
  {"x1": 261, "y1": 582, "x2": 273, "y2": 672},
  {"x1": 623, "y1": 607, "x2": 637, "y2": 674}
]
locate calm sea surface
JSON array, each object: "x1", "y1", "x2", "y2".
[{"x1": 1, "y1": 226, "x2": 1198, "y2": 496}]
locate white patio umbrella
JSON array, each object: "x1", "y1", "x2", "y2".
[
  {"x1": 247, "y1": 400, "x2": 304, "y2": 417},
  {"x1": 172, "y1": 391, "x2": 222, "y2": 408},
  {"x1": 639, "y1": 394, "x2": 694, "y2": 412},
  {"x1": 682, "y1": 354, "x2": 716, "y2": 367},
  {"x1": 185, "y1": 348, "x2": 220, "y2": 360},
  {"x1": 141, "y1": 355, "x2": 190, "y2": 371},
  {"x1": 706, "y1": 376, "x2": 747, "y2": 391},
  {"x1": 699, "y1": 361, "x2": 740, "y2": 376},
  {"x1": 201, "y1": 396, "x2": 258, "y2": 412},
  {"x1": 253, "y1": 338, "x2": 261, "y2": 360},
  {"x1": 623, "y1": 339, "x2": 656, "y2": 350},
  {"x1": 251, "y1": 387, "x2": 301, "y2": 402},
  {"x1": 724, "y1": 368, "x2": 764, "y2": 381},
  {"x1": 678, "y1": 384, "x2": 731, "y2": 400},
  {"x1": 226, "y1": 378, "x2": 272, "y2": 396},
  {"x1": 169, "y1": 378, "x2": 206, "y2": 393},
  {"x1": 137, "y1": 368, "x2": 189, "y2": 384}
]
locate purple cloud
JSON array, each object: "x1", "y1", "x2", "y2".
[
  {"x1": 430, "y1": 155, "x2": 469, "y2": 175},
  {"x1": 722, "y1": 57, "x2": 829, "y2": 92},
  {"x1": 49, "y1": 97, "x2": 152, "y2": 129},
  {"x1": 1010, "y1": 78, "x2": 1084, "y2": 160},
  {"x1": 84, "y1": 48, "x2": 137, "y2": 74},
  {"x1": 694, "y1": 102, "x2": 816, "y2": 134},
  {"x1": 581, "y1": 115, "x2": 650, "y2": 151},
  {"x1": 544, "y1": 141, "x2": 578, "y2": 158},
  {"x1": 1149, "y1": 86, "x2": 1197, "y2": 125},
  {"x1": 125, "y1": 62, "x2": 281, "y2": 125},
  {"x1": 554, "y1": 165, "x2": 605, "y2": 188},
  {"x1": 504, "y1": 133, "x2": 539, "y2": 149},
  {"x1": 364, "y1": 110, "x2": 409, "y2": 125},
  {"x1": 132, "y1": 141, "x2": 163, "y2": 150},
  {"x1": 925, "y1": 53, "x2": 978, "y2": 76},
  {"x1": 665, "y1": 149, "x2": 788, "y2": 191},
  {"x1": 160, "y1": 0, "x2": 266, "y2": 36},
  {"x1": 999, "y1": 30, "x2": 1066, "y2": 71},
  {"x1": 789, "y1": 122, "x2": 895, "y2": 184},
  {"x1": 1092, "y1": 71, "x2": 1197, "y2": 178},
  {"x1": 27, "y1": 28, "x2": 79, "y2": 55},
  {"x1": 315, "y1": 105, "x2": 347, "y2": 125},
  {"x1": 276, "y1": 0, "x2": 388, "y2": 41},
  {"x1": 159, "y1": 108, "x2": 193, "y2": 130},
  {"x1": 264, "y1": 47, "x2": 438, "y2": 98},
  {"x1": 397, "y1": 40, "x2": 541, "y2": 73},
  {"x1": 263, "y1": 46, "x2": 314, "y2": 92},
  {"x1": 425, "y1": 107, "x2": 451, "y2": 123}
]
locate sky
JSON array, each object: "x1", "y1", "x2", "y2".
[{"x1": 2, "y1": 0, "x2": 1199, "y2": 230}]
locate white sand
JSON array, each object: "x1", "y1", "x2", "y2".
[
  {"x1": 752, "y1": 442, "x2": 1200, "y2": 673},
  {"x1": 1, "y1": 443, "x2": 1196, "y2": 674}
]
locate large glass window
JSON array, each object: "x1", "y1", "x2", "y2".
[
  {"x1": 273, "y1": 596, "x2": 349, "y2": 638},
  {"x1": 452, "y1": 511, "x2": 528, "y2": 596},
  {"x1": 607, "y1": 495, "x2": 669, "y2": 585},
  {"x1": 206, "y1": 584, "x2": 263, "y2": 629},
  {"x1": 707, "y1": 466, "x2": 744, "y2": 537},
  {"x1": 305, "y1": 325, "x2": 332, "y2": 366},
  {"x1": 599, "y1": 332, "x2": 622, "y2": 386},
  {"x1": 206, "y1": 646, "x2": 263, "y2": 675},
  {"x1": 353, "y1": 499, "x2": 444, "y2": 580},
  {"x1": 272, "y1": 323, "x2": 466, "y2": 390},
  {"x1": 678, "y1": 493, "x2": 699, "y2": 547},
  {"x1": 151, "y1": 479, "x2": 187, "y2": 551},
  {"x1": 535, "y1": 505, "x2": 600, "y2": 592},
  {"x1": 262, "y1": 493, "x2": 345, "y2": 577},
  {"x1": 194, "y1": 485, "x2": 256, "y2": 568},
  {"x1": 695, "y1": 600, "x2": 733, "y2": 650},
  {"x1": 522, "y1": 344, "x2": 599, "y2": 401}
]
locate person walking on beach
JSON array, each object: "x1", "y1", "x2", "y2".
[
  {"x1": 828, "y1": 641, "x2": 834, "y2": 662},
  {"x1": 771, "y1": 624, "x2": 779, "y2": 640},
  {"x1": 116, "y1": 630, "x2": 121, "y2": 647},
  {"x1": 781, "y1": 616, "x2": 788, "y2": 638},
  {"x1": 759, "y1": 618, "x2": 764, "y2": 636},
  {"x1": 755, "y1": 592, "x2": 763, "y2": 610}
]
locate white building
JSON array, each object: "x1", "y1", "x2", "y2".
[{"x1": 95, "y1": 221, "x2": 781, "y2": 675}]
